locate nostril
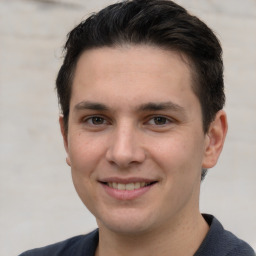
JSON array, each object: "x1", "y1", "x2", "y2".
[{"x1": 105, "y1": 132, "x2": 146, "y2": 168}]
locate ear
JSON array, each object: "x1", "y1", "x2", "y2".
[
  {"x1": 59, "y1": 116, "x2": 71, "y2": 166},
  {"x1": 202, "y1": 110, "x2": 228, "y2": 169}
]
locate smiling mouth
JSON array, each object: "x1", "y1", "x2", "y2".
[{"x1": 102, "y1": 181, "x2": 157, "y2": 191}]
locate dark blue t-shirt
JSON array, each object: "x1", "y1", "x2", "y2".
[{"x1": 19, "y1": 214, "x2": 255, "y2": 256}]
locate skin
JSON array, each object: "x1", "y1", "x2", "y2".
[{"x1": 60, "y1": 45, "x2": 228, "y2": 256}]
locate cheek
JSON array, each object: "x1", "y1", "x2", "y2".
[
  {"x1": 68, "y1": 132, "x2": 106, "y2": 170},
  {"x1": 67, "y1": 134, "x2": 103, "y2": 211},
  {"x1": 150, "y1": 133, "x2": 205, "y2": 177}
]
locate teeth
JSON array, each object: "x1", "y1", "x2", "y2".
[
  {"x1": 126, "y1": 183, "x2": 135, "y2": 191},
  {"x1": 107, "y1": 182, "x2": 152, "y2": 190},
  {"x1": 134, "y1": 182, "x2": 140, "y2": 189},
  {"x1": 117, "y1": 183, "x2": 126, "y2": 190}
]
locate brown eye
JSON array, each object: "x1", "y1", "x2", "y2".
[
  {"x1": 83, "y1": 116, "x2": 107, "y2": 126},
  {"x1": 91, "y1": 116, "x2": 105, "y2": 125},
  {"x1": 153, "y1": 116, "x2": 168, "y2": 125}
]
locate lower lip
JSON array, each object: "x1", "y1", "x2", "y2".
[{"x1": 101, "y1": 183, "x2": 156, "y2": 200}]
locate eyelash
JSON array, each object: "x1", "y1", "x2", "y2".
[
  {"x1": 82, "y1": 116, "x2": 109, "y2": 126},
  {"x1": 146, "y1": 116, "x2": 173, "y2": 126},
  {"x1": 82, "y1": 115, "x2": 174, "y2": 127}
]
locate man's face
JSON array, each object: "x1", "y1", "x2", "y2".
[{"x1": 61, "y1": 45, "x2": 220, "y2": 235}]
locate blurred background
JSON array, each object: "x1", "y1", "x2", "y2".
[{"x1": 0, "y1": 0, "x2": 255, "y2": 255}]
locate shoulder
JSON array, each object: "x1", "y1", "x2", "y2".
[
  {"x1": 223, "y1": 230, "x2": 255, "y2": 256},
  {"x1": 195, "y1": 214, "x2": 255, "y2": 256},
  {"x1": 18, "y1": 229, "x2": 99, "y2": 256}
]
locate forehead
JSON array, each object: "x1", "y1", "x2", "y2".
[
  {"x1": 74, "y1": 45, "x2": 192, "y2": 79},
  {"x1": 71, "y1": 45, "x2": 198, "y2": 110}
]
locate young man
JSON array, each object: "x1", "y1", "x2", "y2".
[{"x1": 20, "y1": 0, "x2": 255, "y2": 255}]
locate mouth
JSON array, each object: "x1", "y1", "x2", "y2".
[
  {"x1": 102, "y1": 181, "x2": 157, "y2": 191},
  {"x1": 99, "y1": 178, "x2": 158, "y2": 200}
]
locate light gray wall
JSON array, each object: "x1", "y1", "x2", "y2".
[{"x1": 0, "y1": 0, "x2": 255, "y2": 255}]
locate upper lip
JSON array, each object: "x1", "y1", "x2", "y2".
[{"x1": 99, "y1": 177, "x2": 158, "y2": 184}]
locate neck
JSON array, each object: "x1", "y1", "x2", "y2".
[{"x1": 95, "y1": 212, "x2": 209, "y2": 256}]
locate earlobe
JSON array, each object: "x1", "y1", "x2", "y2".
[
  {"x1": 202, "y1": 110, "x2": 228, "y2": 169},
  {"x1": 66, "y1": 157, "x2": 71, "y2": 166},
  {"x1": 59, "y1": 116, "x2": 71, "y2": 166}
]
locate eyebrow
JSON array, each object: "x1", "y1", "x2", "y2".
[
  {"x1": 74, "y1": 100, "x2": 186, "y2": 114},
  {"x1": 74, "y1": 101, "x2": 109, "y2": 111},
  {"x1": 138, "y1": 102, "x2": 185, "y2": 113}
]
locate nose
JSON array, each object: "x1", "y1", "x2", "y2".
[{"x1": 106, "y1": 123, "x2": 146, "y2": 168}]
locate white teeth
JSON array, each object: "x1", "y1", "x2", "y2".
[
  {"x1": 126, "y1": 183, "x2": 135, "y2": 191},
  {"x1": 117, "y1": 183, "x2": 126, "y2": 190},
  {"x1": 134, "y1": 182, "x2": 140, "y2": 189},
  {"x1": 107, "y1": 182, "x2": 152, "y2": 190}
]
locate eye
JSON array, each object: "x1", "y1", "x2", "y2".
[
  {"x1": 147, "y1": 116, "x2": 171, "y2": 126},
  {"x1": 152, "y1": 116, "x2": 168, "y2": 125},
  {"x1": 84, "y1": 116, "x2": 108, "y2": 125}
]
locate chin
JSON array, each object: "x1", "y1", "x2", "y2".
[
  {"x1": 97, "y1": 209, "x2": 156, "y2": 235},
  {"x1": 103, "y1": 222, "x2": 152, "y2": 236}
]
